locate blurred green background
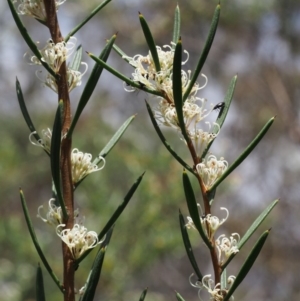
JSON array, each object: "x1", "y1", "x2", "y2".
[{"x1": 1, "y1": 0, "x2": 300, "y2": 300}]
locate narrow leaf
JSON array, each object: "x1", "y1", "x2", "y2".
[
  {"x1": 51, "y1": 100, "x2": 67, "y2": 219},
  {"x1": 183, "y1": 5, "x2": 220, "y2": 101},
  {"x1": 96, "y1": 115, "x2": 136, "y2": 160},
  {"x1": 223, "y1": 230, "x2": 270, "y2": 301},
  {"x1": 139, "y1": 12, "x2": 160, "y2": 72},
  {"x1": 20, "y1": 190, "x2": 63, "y2": 292},
  {"x1": 201, "y1": 75, "x2": 237, "y2": 159},
  {"x1": 69, "y1": 45, "x2": 83, "y2": 71},
  {"x1": 76, "y1": 172, "x2": 145, "y2": 264},
  {"x1": 36, "y1": 264, "x2": 46, "y2": 301},
  {"x1": 173, "y1": 39, "x2": 190, "y2": 142},
  {"x1": 145, "y1": 101, "x2": 194, "y2": 174},
  {"x1": 221, "y1": 268, "x2": 227, "y2": 290},
  {"x1": 182, "y1": 171, "x2": 211, "y2": 248},
  {"x1": 208, "y1": 117, "x2": 275, "y2": 192},
  {"x1": 239, "y1": 199, "x2": 277, "y2": 249},
  {"x1": 16, "y1": 78, "x2": 40, "y2": 140},
  {"x1": 179, "y1": 211, "x2": 203, "y2": 280},
  {"x1": 68, "y1": 35, "x2": 117, "y2": 138},
  {"x1": 113, "y1": 44, "x2": 130, "y2": 61},
  {"x1": 65, "y1": 0, "x2": 112, "y2": 42},
  {"x1": 175, "y1": 291, "x2": 186, "y2": 301},
  {"x1": 222, "y1": 199, "x2": 278, "y2": 269},
  {"x1": 87, "y1": 53, "x2": 163, "y2": 97},
  {"x1": 172, "y1": 5, "x2": 181, "y2": 46},
  {"x1": 7, "y1": 0, "x2": 58, "y2": 79},
  {"x1": 81, "y1": 228, "x2": 113, "y2": 301},
  {"x1": 139, "y1": 288, "x2": 148, "y2": 301}
]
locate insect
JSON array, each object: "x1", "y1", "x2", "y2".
[{"x1": 213, "y1": 102, "x2": 225, "y2": 114}]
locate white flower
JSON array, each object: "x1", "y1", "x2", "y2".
[
  {"x1": 201, "y1": 207, "x2": 229, "y2": 239},
  {"x1": 71, "y1": 148, "x2": 105, "y2": 184},
  {"x1": 37, "y1": 198, "x2": 63, "y2": 226},
  {"x1": 216, "y1": 233, "x2": 240, "y2": 264},
  {"x1": 36, "y1": 62, "x2": 88, "y2": 93},
  {"x1": 37, "y1": 198, "x2": 80, "y2": 227},
  {"x1": 186, "y1": 216, "x2": 196, "y2": 230},
  {"x1": 29, "y1": 128, "x2": 52, "y2": 154},
  {"x1": 29, "y1": 37, "x2": 76, "y2": 73},
  {"x1": 123, "y1": 43, "x2": 189, "y2": 94},
  {"x1": 196, "y1": 155, "x2": 228, "y2": 190},
  {"x1": 190, "y1": 274, "x2": 235, "y2": 301},
  {"x1": 57, "y1": 223, "x2": 102, "y2": 259},
  {"x1": 14, "y1": 0, "x2": 66, "y2": 21}
]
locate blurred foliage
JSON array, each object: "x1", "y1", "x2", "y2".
[{"x1": 1, "y1": 0, "x2": 300, "y2": 301}]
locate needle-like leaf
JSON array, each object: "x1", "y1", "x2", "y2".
[
  {"x1": 139, "y1": 12, "x2": 160, "y2": 72},
  {"x1": 20, "y1": 190, "x2": 63, "y2": 293},
  {"x1": 208, "y1": 117, "x2": 275, "y2": 192}
]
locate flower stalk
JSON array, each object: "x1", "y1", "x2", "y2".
[{"x1": 43, "y1": 1, "x2": 75, "y2": 299}]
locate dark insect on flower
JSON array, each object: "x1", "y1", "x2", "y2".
[{"x1": 213, "y1": 102, "x2": 225, "y2": 113}]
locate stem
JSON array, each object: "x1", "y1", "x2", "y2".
[
  {"x1": 187, "y1": 133, "x2": 221, "y2": 284},
  {"x1": 44, "y1": 1, "x2": 75, "y2": 300}
]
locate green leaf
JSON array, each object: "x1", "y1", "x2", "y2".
[
  {"x1": 183, "y1": 4, "x2": 220, "y2": 102},
  {"x1": 173, "y1": 40, "x2": 190, "y2": 142},
  {"x1": 175, "y1": 291, "x2": 186, "y2": 301},
  {"x1": 139, "y1": 12, "x2": 160, "y2": 72},
  {"x1": 239, "y1": 199, "x2": 278, "y2": 248},
  {"x1": 172, "y1": 40, "x2": 183, "y2": 121},
  {"x1": 16, "y1": 78, "x2": 41, "y2": 142},
  {"x1": 36, "y1": 264, "x2": 46, "y2": 301},
  {"x1": 19, "y1": 190, "x2": 63, "y2": 293},
  {"x1": 68, "y1": 35, "x2": 117, "y2": 138},
  {"x1": 221, "y1": 268, "x2": 227, "y2": 290},
  {"x1": 87, "y1": 53, "x2": 163, "y2": 97},
  {"x1": 145, "y1": 101, "x2": 194, "y2": 174},
  {"x1": 65, "y1": 0, "x2": 112, "y2": 42},
  {"x1": 139, "y1": 288, "x2": 148, "y2": 301},
  {"x1": 80, "y1": 228, "x2": 113, "y2": 301},
  {"x1": 172, "y1": 5, "x2": 181, "y2": 47},
  {"x1": 208, "y1": 117, "x2": 275, "y2": 192},
  {"x1": 76, "y1": 172, "x2": 145, "y2": 264},
  {"x1": 69, "y1": 45, "x2": 82, "y2": 71},
  {"x1": 182, "y1": 171, "x2": 211, "y2": 248},
  {"x1": 113, "y1": 44, "x2": 130, "y2": 61},
  {"x1": 51, "y1": 100, "x2": 67, "y2": 219},
  {"x1": 7, "y1": 0, "x2": 58, "y2": 79},
  {"x1": 223, "y1": 230, "x2": 270, "y2": 301},
  {"x1": 96, "y1": 115, "x2": 136, "y2": 160},
  {"x1": 179, "y1": 210, "x2": 203, "y2": 280},
  {"x1": 201, "y1": 75, "x2": 237, "y2": 159},
  {"x1": 222, "y1": 199, "x2": 278, "y2": 269}
]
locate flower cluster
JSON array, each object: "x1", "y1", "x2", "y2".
[
  {"x1": 216, "y1": 233, "x2": 240, "y2": 264},
  {"x1": 186, "y1": 207, "x2": 230, "y2": 239},
  {"x1": 37, "y1": 198, "x2": 101, "y2": 259},
  {"x1": 196, "y1": 155, "x2": 228, "y2": 190},
  {"x1": 37, "y1": 198, "x2": 80, "y2": 227},
  {"x1": 26, "y1": 36, "x2": 87, "y2": 92},
  {"x1": 29, "y1": 128, "x2": 52, "y2": 154},
  {"x1": 37, "y1": 198, "x2": 64, "y2": 226},
  {"x1": 123, "y1": 43, "x2": 221, "y2": 158},
  {"x1": 14, "y1": 0, "x2": 66, "y2": 21},
  {"x1": 29, "y1": 129, "x2": 105, "y2": 184},
  {"x1": 71, "y1": 148, "x2": 105, "y2": 185},
  {"x1": 190, "y1": 274, "x2": 235, "y2": 301},
  {"x1": 57, "y1": 223, "x2": 102, "y2": 259}
]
